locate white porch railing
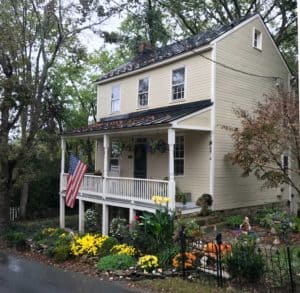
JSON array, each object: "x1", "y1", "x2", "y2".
[{"x1": 61, "y1": 173, "x2": 169, "y2": 205}]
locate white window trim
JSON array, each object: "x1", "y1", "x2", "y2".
[
  {"x1": 170, "y1": 66, "x2": 186, "y2": 103},
  {"x1": 111, "y1": 84, "x2": 121, "y2": 114},
  {"x1": 252, "y1": 27, "x2": 262, "y2": 51},
  {"x1": 137, "y1": 76, "x2": 150, "y2": 109},
  {"x1": 174, "y1": 134, "x2": 185, "y2": 177}
]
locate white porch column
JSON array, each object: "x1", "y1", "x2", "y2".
[
  {"x1": 59, "y1": 196, "x2": 65, "y2": 229},
  {"x1": 79, "y1": 199, "x2": 85, "y2": 233},
  {"x1": 168, "y1": 128, "x2": 176, "y2": 210},
  {"x1": 129, "y1": 208, "x2": 136, "y2": 225},
  {"x1": 103, "y1": 134, "x2": 110, "y2": 178},
  {"x1": 59, "y1": 138, "x2": 66, "y2": 228},
  {"x1": 102, "y1": 204, "x2": 109, "y2": 235},
  {"x1": 103, "y1": 134, "x2": 110, "y2": 198}
]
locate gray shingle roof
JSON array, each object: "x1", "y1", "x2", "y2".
[
  {"x1": 97, "y1": 14, "x2": 257, "y2": 83},
  {"x1": 64, "y1": 99, "x2": 212, "y2": 136}
]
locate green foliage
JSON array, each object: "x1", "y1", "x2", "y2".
[
  {"x1": 109, "y1": 218, "x2": 130, "y2": 243},
  {"x1": 98, "y1": 237, "x2": 119, "y2": 257},
  {"x1": 225, "y1": 215, "x2": 243, "y2": 229},
  {"x1": 131, "y1": 208, "x2": 175, "y2": 254},
  {"x1": 224, "y1": 236, "x2": 264, "y2": 283},
  {"x1": 175, "y1": 219, "x2": 202, "y2": 239},
  {"x1": 85, "y1": 209, "x2": 98, "y2": 232},
  {"x1": 157, "y1": 246, "x2": 180, "y2": 268},
  {"x1": 52, "y1": 244, "x2": 71, "y2": 263},
  {"x1": 256, "y1": 208, "x2": 296, "y2": 235},
  {"x1": 3, "y1": 231, "x2": 27, "y2": 250},
  {"x1": 175, "y1": 192, "x2": 187, "y2": 205},
  {"x1": 97, "y1": 254, "x2": 136, "y2": 271}
]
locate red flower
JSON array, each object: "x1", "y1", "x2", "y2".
[{"x1": 134, "y1": 215, "x2": 140, "y2": 221}]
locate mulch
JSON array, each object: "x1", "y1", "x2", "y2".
[{"x1": 0, "y1": 240, "x2": 142, "y2": 292}]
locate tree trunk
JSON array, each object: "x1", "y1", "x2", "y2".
[
  {"x1": 19, "y1": 182, "x2": 29, "y2": 219},
  {"x1": 0, "y1": 115, "x2": 10, "y2": 230}
]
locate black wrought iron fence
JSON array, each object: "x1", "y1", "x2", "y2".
[{"x1": 176, "y1": 226, "x2": 299, "y2": 292}]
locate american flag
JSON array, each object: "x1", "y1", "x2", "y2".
[{"x1": 65, "y1": 154, "x2": 87, "y2": 208}]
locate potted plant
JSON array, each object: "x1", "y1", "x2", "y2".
[{"x1": 196, "y1": 193, "x2": 213, "y2": 216}]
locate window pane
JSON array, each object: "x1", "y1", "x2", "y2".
[
  {"x1": 112, "y1": 85, "x2": 120, "y2": 100},
  {"x1": 111, "y1": 85, "x2": 120, "y2": 112},
  {"x1": 172, "y1": 68, "x2": 185, "y2": 85},
  {"x1": 139, "y1": 78, "x2": 149, "y2": 93},
  {"x1": 138, "y1": 93, "x2": 148, "y2": 106},
  {"x1": 174, "y1": 136, "x2": 184, "y2": 175},
  {"x1": 138, "y1": 78, "x2": 149, "y2": 107},
  {"x1": 111, "y1": 99, "x2": 120, "y2": 112}
]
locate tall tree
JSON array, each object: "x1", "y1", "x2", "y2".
[
  {"x1": 106, "y1": 0, "x2": 172, "y2": 57},
  {"x1": 224, "y1": 90, "x2": 299, "y2": 209},
  {"x1": 157, "y1": 0, "x2": 297, "y2": 72},
  {"x1": 0, "y1": 0, "x2": 119, "y2": 226}
]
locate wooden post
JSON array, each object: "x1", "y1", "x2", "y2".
[
  {"x1": 168, "y1": 128, "x2": 176, "y2": 210},
  {"x1": 103, "y1": 134, "x2": 110, "y2": 178},
  {"x1": 59, "y1": 196, "x2": 65, "y2": 229},
  {"x1": 103, "y1": 134, "x2": 110, "y2": 199},
  {"x1": 129, "y1": 208, "x2": 136, "y2": 225},
  {"x1": 79, "y1": 199, "x2": 85, "y2": 233},
  {"x1": 59, "y1": 138, "x2": 66, "y2": 228},
  {"x1": 102, "y1": 204, "x2": 109, "y2": 235}
]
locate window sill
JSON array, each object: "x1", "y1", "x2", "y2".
[
  {"x1": 169, "y1": 99, "x2": 186, "y2": 104},
  {"x1": 252, "y1": 46, "x2": 262, "y2": 52},
  {"x1": 136, "y1": 106, "x2": 149, "y2": 111}
]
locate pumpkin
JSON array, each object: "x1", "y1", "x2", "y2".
[{"x1": 172, "y1": 252, "x2": 196, "y2": 269}]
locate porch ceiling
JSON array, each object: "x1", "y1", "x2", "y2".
[{"x1": 62, "y1": 99, "x2": 212, "y2": 138}]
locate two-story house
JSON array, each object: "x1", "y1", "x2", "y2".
[{"x1": 59, "y1": 14, "x2": 292, "y2": 234}]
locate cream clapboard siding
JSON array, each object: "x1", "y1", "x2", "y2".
[
  {"x1": 177, "y1": 110, "x2": 211, "y2": 129},
  {"x1": 96, "y1": 52, "x2": 211, "y2": 119},
  {"x1": 214, "y1": 17, "x2": 290, "y2": 210},
  {"x1": 94, "y1": 132, "x2": 210, "y2": 201},
  {"x1": 175, "y1": 131, "x2": 210, "y2": 201}
]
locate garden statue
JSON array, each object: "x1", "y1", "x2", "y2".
[{"x1": 240, "y1": 216, "x2": 251, "y2": 234}]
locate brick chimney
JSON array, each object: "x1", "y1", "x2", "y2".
[{"x1": 138, "y1": 42, "x2": 152, "y2": 54}]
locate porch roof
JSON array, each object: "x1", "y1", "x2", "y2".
[{"x1": 63, "y1": 99, "x2": 212, "y2": 137}]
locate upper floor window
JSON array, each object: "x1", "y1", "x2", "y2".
[
  {"x1": 172, "y1": 67, "x2": 185, "y2": 100},
  {"x1": 253, "y1": 28, "x2": 262, "y2": 50},
  {"x1": 111, "y1": 85, "x2": 120, "y2": 113},
  {"x1": 174, "y1": 135, "x2": 184, "y2": 176},
  {"x1": 138, "y1": 77, "x2": 149, "y2": 107}
]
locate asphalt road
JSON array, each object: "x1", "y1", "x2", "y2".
[{"x1": 0, "y1": 252, "x2": 138, "y2": 293}]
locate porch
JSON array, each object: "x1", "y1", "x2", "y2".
[{"x1": 59, "y1": 100, "x2": 213, "y2": 234}]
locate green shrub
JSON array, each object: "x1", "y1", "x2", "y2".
[
  {"x1": 53, "y1": 244, "x2": 71, "y2": 262},
  {"x1": 98, "y1": 237, "x2": 119, "y2": 257},
  {"x1": 109, "y1": 218, "x2": 130, "y2": 243},
  {"x1": 97, "y1": 254, "x2": 136, "y2": 271},
  {"x1": 157, "y1": 246, "x2": 180, "y2": 268},
  {"x1": 85, "y1": 209, "x2": 98, "y2": 232},
  {"x1": 225, "y1": 215, "x2": 243, "y2": 229},
  {"x1": 224, "y1": 236, "x2": 264, "y2": 283},
  {"x1": 131, "y1": 209, "x2": 175, "y2": 255},
  {"x1": 4, "y1": 231, "x2": 27, "y2": 250}
]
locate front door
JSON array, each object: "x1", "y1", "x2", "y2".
[{"x1": 134, "y1": 143, "x2": 147, "y2": 179}]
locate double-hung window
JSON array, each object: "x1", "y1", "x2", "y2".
[
  {"x1": 172, "y1": 67, "x2": 185, "y2": 100},
  {"x1": 174, "y1": 136, "x2": 184, "y2": 176},
  {"x1": 138, "y1": 77, "x2": 149, "y2": 107},
  {"x1": 253, "y1": 28, "x2": 262, "y2": 50},
  {"x1": 111, "y1": 85, "x2": 120, "y2": 113}
]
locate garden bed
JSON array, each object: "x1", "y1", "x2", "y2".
[{"x1": 1, "y1": 204, "x2": 299, "y2": 293}]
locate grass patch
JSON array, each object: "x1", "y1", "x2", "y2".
[
  {"x1": 137, "y1": 278, "x2": 254, "y2": 293},
  {"x1": 136, "y1": 278, "x2": 225, "y2": 293}
]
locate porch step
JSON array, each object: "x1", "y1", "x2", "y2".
[{"x1": 176, "y1": 202, "x2": 201, "y2": 215}]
